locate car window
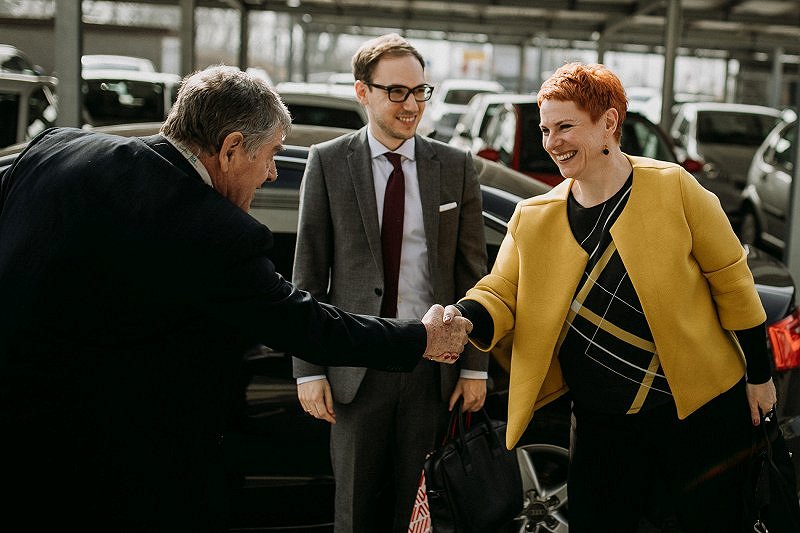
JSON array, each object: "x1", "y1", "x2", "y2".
[
  {"x1": 83, "y1": 79, "x2": 168, "y2": 126},
  {"x1": 0, "y1": 92, "x2": 19, "y2": 147},
  {"x1": 443, "y1": 89, "x2": 495, "y2": 106},
  {"x1": 479, "y1": 102, "x2": 504, "y2": 138},
  {"x1": 285, "y1": 103, "x2": 365, "y2": 130},
  {"x1": 696, "y1": 111, "x2": 780, "y2": 146},
  {"x1": 518, "y1": 104, "x2": 558, "y2": 174},
  {"x1": 26, "y1": 86, "x2": 56, "y2": 140},
  {"x1": 622, "y1": 117, "x2": 675, "y2": 162},
  {"x1": 675, "y1": 117, "x2": 689, "y2": 146},
  {"x1": 772, "y1": 123, "x2": 796, "y2": 170},
  {"x1": 486, "y1": 106, "x2": 517, "y2": 167}
]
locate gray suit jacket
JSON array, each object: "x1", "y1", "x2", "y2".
[{"x1": 291, "y1": 127, "x2": 488, "y2": 403}]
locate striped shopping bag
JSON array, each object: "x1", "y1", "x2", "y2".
[{"x1": 408, "y1": 469, "x2": 432, "y2": 533}]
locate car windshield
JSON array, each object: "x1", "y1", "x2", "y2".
[
  {"x1": 696, "y1": 111, "x2": 781, "y2": 146},
  {"x1": 284, "y1": 103, "x2": 365, "y2": 130},
  {"x1": 83, "y1": 78, "x2": 169, "y2": 126},
  {"x1": 443, "y1": 89, "x2": 496, "y2": 106},
  {"x1": 517, "y1": 104, "x2": 676, "y2": 173}
]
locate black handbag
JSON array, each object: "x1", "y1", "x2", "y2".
[
  {"x1": 745, "y1": 413, "x2": 800, "y2": 533},
  {"x1": 423, "y1": 400, "x2": 522, "y2": 533}
]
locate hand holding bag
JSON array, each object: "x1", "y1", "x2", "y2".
[
  {"x1": 745, "y1": 410, "x2": 800, "y2": 533},
  {"x1": 423, "y1": 399, "x2": 522, "y2": 532}
]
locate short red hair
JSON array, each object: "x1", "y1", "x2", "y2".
[{"x1": 537, "y1": 62, "x2": 627, "y2": 141}]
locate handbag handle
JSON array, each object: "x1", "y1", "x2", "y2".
[{"x1": 444, "y1": 398, "x2": 507, "y2": 473}]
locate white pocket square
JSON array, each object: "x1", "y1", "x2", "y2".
[{"x1": 439, "y1": 202, "x2": 458, "y2": 212}]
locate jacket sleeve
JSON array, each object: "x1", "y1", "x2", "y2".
[
  {"x1": 461, "y1": 203, "x2": 522, "y2": 352},
  {"x1": 679, "y1": 169, "x2": 766, "y2": 329},
  {"x1": 212, "y1": 223, "x2": 426, "y2": 372},
  {"x1": 454, "y1": 152, "x2": 490, "y2": 372}
]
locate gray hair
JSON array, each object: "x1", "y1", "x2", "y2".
[{"x1": 161, "y1": 65, "x2": 291, "y2": 156}]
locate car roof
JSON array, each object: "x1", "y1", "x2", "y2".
[
  {"x1": 81, "y1": 54, "x2": 156, "y2": 73},
  {"x1": 675, "y1": 102, "x2": 783, "y2": 117},
  {"x1": 81, "y1": 69, "x2": 181, "y2": 84},
  {"x1": 435, "y1": 78, "x2": 506, "y2": 92}
]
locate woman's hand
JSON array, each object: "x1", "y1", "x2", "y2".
[{"x1": 746, "y1": 378, "x2": 777, "y2": 426}]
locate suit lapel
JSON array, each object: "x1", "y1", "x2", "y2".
[
  {"x1": 415, "y1": 136, "x2": 441, "y2": 277},
  {"x1": 347, "y1": 129, "x2": 383, "y2": 270}
]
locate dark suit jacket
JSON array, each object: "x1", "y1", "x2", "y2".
[
  {"x1": 0, "y1": 128, "x2": 426, "y2": 530},
  {"x1": 291, "y1": 127, "x2": 488, "y2": 403}
]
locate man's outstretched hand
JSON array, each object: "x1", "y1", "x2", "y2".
[{"x1": 422, "y1": 304, "x2": 472, "y2": 363}]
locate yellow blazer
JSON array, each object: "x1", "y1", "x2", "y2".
[{"x1": 463, "y1": 155, "x2": 767, "y2": 449}]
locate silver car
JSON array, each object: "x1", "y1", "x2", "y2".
[
  {"x1": 670, "y1": 102, "x2": 783, "y2": 219},
  {"x1": 740, "y1": 110, "x2": 798, "y2": 256}
]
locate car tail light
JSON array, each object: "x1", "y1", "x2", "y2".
[
  {"x1": 681, "y1": 159, "x2": 704, "y2": 173},
  {"x1": 768, "y1": 307, "x2": 800, "y2": 371}
]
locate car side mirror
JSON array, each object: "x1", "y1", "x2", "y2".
[
  {"x1": 477, "y1": 148, "x2": 500, "y2": 162},
  {"x1": 454, "y1": 124, "x2": 471, "y2": 139}
]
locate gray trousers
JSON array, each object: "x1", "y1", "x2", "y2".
[{"x1": 331, "y1": 360, "x2": 449, "y2": 533}]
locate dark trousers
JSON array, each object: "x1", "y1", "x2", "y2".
[
  {"x1": 330, "y1": 360, "x2": 448, "y2": 533},
  {"x1": 569, "y1": 379, "x2": 752, "y2": 533}
]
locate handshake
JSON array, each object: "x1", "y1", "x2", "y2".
[{"x1": 421, "y1": 304, "x2": 473, "y2": 364}]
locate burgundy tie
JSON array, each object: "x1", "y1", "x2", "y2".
[{"x1": 380, "y1": 152, "x2": 405, "y2": 318}]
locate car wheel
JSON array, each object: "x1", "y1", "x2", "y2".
[
  {"x1": 739, "y1": 208, "x2": 760, "y2": 247},
  {"x1": 513, "y1": 443, "x2": 569, "y2": 532}
]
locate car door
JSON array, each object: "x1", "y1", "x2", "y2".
[{"x1": 757, "y1": 122, "x2": 796, "y2": 247}]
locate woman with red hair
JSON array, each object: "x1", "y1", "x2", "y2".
[{"x1": 456, "y1": 62, "x2": 777, "y2": 531}]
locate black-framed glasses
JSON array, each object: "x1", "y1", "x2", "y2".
[{"x1": 365, "y1": 82, "x2": 435, "y2": 103}]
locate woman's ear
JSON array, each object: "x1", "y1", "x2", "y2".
[{"x1": 604, "y1": 108, "x2": 619, "y2": 134}]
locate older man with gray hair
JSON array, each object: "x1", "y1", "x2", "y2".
[{"x1": 0, "y1": 65, "x2": 470, "y2": 531}]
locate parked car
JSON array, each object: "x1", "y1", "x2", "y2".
[
  {"x1": 80, "y1": 68, "x2": 181, "y2": 127},
  {"x1": 669, "y1": 102, "x2": 783, "y2": 220},
  {"x1": 276, "y1": 82, "x2": 367, "y2": 130},
  {"x1": 420, "y1": 78, "x2": 505, "y2": 141},
  {"x1": 0, "y1": 71, "x2": 57, "y2": 149},
  {"x1": 448, "y1": 92, "x2": 536, "y2": 154},
  {"x1": 0, "y1": 44, "x2": 46, "y2": 75},
  {"x1": 2, "y1": 126, "x2": 798, "y2": 532},
  {"x1": 81, "y1": 54, "x2": 157, "y2": 73},
  {"x1": 475, "y1": 101, "x2": 675, "y2": 187},
  {"x1": 739, "y1": 110, "x2": 798, "y2": 257}
]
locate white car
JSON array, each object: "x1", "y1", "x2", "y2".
[
  {"x1": 449, "y1": 92, "x2": 536, "y2": 154},
  {"x1": 81, "y1": 54, "x2": 157, "y2": 73},
  {"x1": 669, "y1": 102, "x2": 783, "y2": 218},
  {"x1": 420, "y1": 78, "x2": 505, "y2": 141}
]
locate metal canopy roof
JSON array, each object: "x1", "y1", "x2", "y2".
[{"x1": 155, "y1": 0, "x2": 800, "y2": 57}]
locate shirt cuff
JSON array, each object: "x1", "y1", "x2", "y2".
[
  {"x1": 296, "y1": 375, "x2": 326, "y2": 385},
  {"x1": 459, "y1": 369, "x2": 488, "y2": 380}
]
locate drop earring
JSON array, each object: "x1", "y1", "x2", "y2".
[{"x1": 602, "y1": 144, "x2": 609, "y2": 155}]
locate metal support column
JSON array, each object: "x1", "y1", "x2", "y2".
[
  {"x1": 660, "y1": 0, "x2": 680, "y2": 129},
  {"x1": 517, "y1": 40, "x2": 527, "y2": 94},
  {"x1": 287, "y1": 16, "x2": 296, "y2": 82},
  {"x1": 597, "y1": 38, "x2": 607, "y2": 65},
  {"x1": 54, "y1": 0, "x2": 82, "y2": 128},
  {"x1": 301, "y1": 25, "x2": 310, "y2": 82},
  {"x1": 784, "y1": 84, "x2": 800, "y2": 278},
  {"x1": 770, "y1": 47, "x2": 784, "y2": 108},
  {"x1": 179, "y1": 0, "x2": 196, "y2": 76},
  {"x1": 238, "y1": 6, "x2": 250, "y2": 71}
]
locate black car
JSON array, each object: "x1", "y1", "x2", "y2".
[{"x1": 1, "y1": 143, "x2": 799, "y2": 532}]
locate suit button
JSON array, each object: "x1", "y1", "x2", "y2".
[{"x1": 375, "y1": 288, "x2": 383, "y2": 296}]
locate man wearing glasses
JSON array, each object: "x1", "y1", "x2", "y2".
[{"x1": 292, "y1": 33, "x2": 488, "y2": 532}]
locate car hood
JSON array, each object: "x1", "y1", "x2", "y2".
[
  {"x1": 748, "y1": 245, "x2": 795, "y2": 323},
  {"x1": 697, "y1": 143, "x2": 762, "y2": 183}
]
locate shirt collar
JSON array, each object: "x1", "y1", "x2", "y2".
[
  {"x1": 366, "y1": 127, "x2": 416, "y2": 162},
  {"x1": 162, "y1": 135, "x2": 214, "y2": 188}
]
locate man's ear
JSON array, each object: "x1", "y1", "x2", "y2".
[
  {"x1": 218, "y1": 131, "x2": 245, "y2": 172},
  {"x1": 354, "y1": 80, "x2": 369, "y2": 105}
]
